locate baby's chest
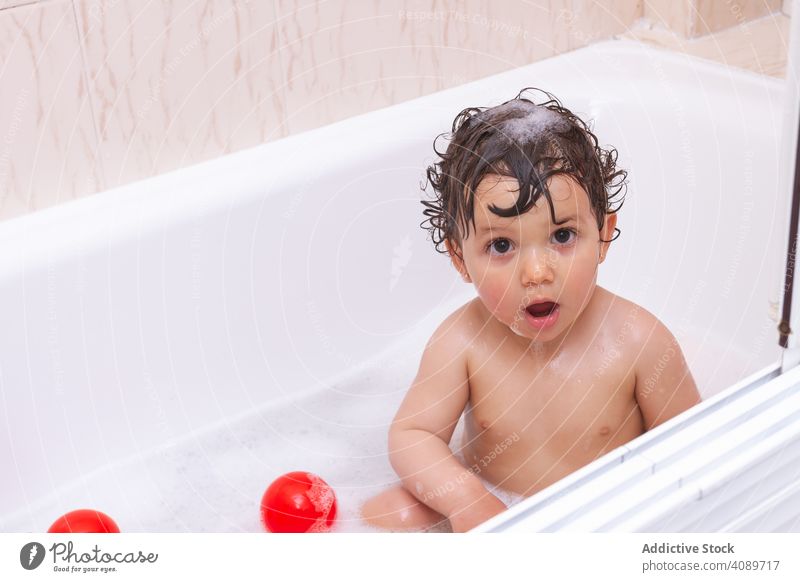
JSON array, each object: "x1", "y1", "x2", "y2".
[{"x1": 467, "y1": 347, "x2": 639, "y2": 441}]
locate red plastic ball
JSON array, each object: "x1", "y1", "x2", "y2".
[
  {"x1": 47, "y1": 509, "x2": 120, "y2": 533},
  {"x1": 260, "y1": 471, "x2": 337, "y2": 533}
]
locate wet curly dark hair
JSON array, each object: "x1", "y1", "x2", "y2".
[{"x1": 421, "y1": 88, "x2": 626, "y2": 257}]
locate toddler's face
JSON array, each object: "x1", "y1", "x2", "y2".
[{"x1": 449, "y1": 173, "x2": 616, "y2": 343}]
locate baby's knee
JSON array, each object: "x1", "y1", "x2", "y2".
[{"x1": 361, "y1": 486, "x2": 448, "y2": 532}]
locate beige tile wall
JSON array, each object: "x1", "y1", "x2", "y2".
[
  {"x1": 277, "y1": 0, "x2": 642, "y2": 134},
  {"x1": 633, "y1": 0, "x2": 788, "y2": 77},
  {"x1": 0, "y1": 1, "x2": 103, "y2": 219},
  {"x1": 75, "y1": 0, "x2": 287, "y2": 190},
  {"x1": 644, "y1": 0, "x2": 782, "y2": 37},
  {"x1": 694, "y1": 0, "x2": 782, "y2": 36},
  {"x1": 0, "y1": 0, "x2": 647, "y2": 220},
  {"x1": 0, "y1": 0, "x2": 782, "y2": 221},
  {"x1": 626, "y1": 11, "x2": 790, "y2": 77},
  {"x1": 0, "y1": 1, "x2": 37, "y2": 9}
]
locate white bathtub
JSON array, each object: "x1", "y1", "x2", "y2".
[{"x1": 0, "y1": 40, "x2": 787, "y2": 532}]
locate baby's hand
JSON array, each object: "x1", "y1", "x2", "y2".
[{"x1": 447, "y1": 492, "x2": 507, "y2": 532}]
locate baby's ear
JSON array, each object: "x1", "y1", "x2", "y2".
[
  {"x1": 444, "y1": 239, "x2": 472, "y2": 283},
  {"x1": 599, "y1": 212, "x2": 618, "y2": 263}
]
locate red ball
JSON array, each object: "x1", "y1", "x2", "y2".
[
  {"x1": 47, "y1": 509, "x2": 120, "y2": 533},
  {"x1": 260, "y1": 471, "x2": 337, "y2": 533}
]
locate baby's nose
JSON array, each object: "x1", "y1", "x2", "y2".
[{"x1": 521, "y1": 250, "x2": 554, "y2": 286}]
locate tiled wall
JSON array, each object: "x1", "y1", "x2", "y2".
[
  {"x1": 0, "y1": 0, "x2": 783, "y2": 221},
  {"x1": 644, "y1": 0, "x2": 782, "y2": 37},
  {"x1": 0, "y1": 0, "x2": 644, "y2": 221}
]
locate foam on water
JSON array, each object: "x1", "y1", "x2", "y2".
[
  {"x1": 306, "y1": 474, "x2": 337, "y2": 532},
  {"x1": 1, "y1": 298, "x2": 528, "y2": 533}
]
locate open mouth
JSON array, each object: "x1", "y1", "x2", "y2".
[{"x1": 526, "y1": 301, "x2": 558, "y2": 318}]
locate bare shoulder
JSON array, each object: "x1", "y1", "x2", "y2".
[
  {"x1": 390, "y1": 299, "x2": 480, "y2": 438},
  {"x1": 428, "y1": 297, "x2": 486, "y2": 351},
  {"x1": 580, "y1": 286, "x2": 648, "y2": 343},
  {"x1": 617, "y1": 294, "x2": 678, "y2": 351},
  {"x1": 596, "y1": 287, "x2": 682, "y2": 367},
  {"x1": 602, "y1": 290, "x2": 702, "y2": 429},
  {"x1": 595, "y1": 286, "x2": 655, "y2": 330},
  {"x1": 589, "y1": 287, "x2": 666, "y2": 338}
]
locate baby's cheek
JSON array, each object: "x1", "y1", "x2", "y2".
[
  {"x1": 564, "y1": 252, "x2": 601, "y2": 297},
  {"x1": 474, "y1": 280, "x2": 513, "y2": 314}
]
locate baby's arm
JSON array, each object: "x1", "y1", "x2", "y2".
[
  {"x1": 389, "y1": 311, "x2": 506, "y2": 532},
  {"x1": 634, "y1": 312, "x2": 701, "y2": 430}
]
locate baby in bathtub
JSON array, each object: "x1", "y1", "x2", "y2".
[{"x1": 360, "y1": 88, "x2": 701, "y2": 532}]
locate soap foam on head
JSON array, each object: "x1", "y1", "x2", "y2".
[{"x1": 481, "y1": 100, "x2": 570, "y2": 145}]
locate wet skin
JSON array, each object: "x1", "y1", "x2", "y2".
[{"x1": 362, "y1": 174, "x2": 700, "y2": 531}]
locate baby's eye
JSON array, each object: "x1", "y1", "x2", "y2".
[
  {"x1": 552, "y1": 228, "x2": 576, "y2": 245},
  {"x1": 486, "y1": 238, "x2": 513, "y2": 256}
]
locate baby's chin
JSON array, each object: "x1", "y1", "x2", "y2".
[
  {"x1": 507, "y1": 325, "x2": 565, "y2": 355},
  {"x1": 506, "y1": 314, "x2": 539, "y2": 339},
  {"x1": 508, "y1": 319, "x2": 529, "y2": 338}
]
